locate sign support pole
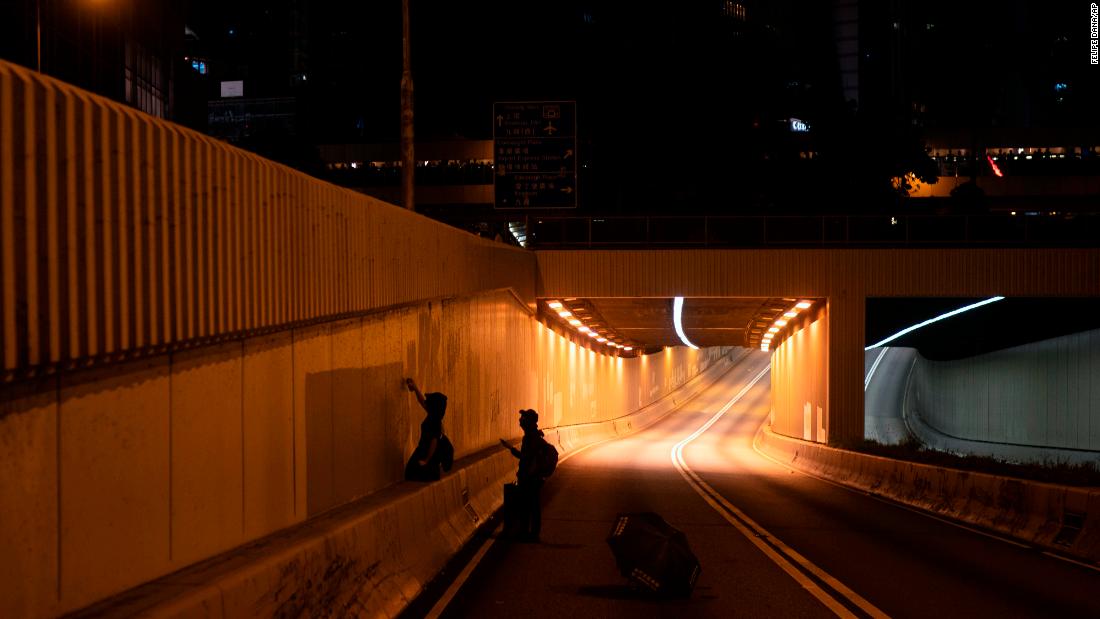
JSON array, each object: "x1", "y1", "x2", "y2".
[{"x1": 400, "y1": 0, "x2": 416, "y2": 212}]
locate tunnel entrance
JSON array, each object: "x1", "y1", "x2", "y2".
[
  {"x1": 535, "y1": 297, "x2": 817, "y2": 354},
  {"x1": 536, "y1": 296, "x2": 829, "y2": 445}
]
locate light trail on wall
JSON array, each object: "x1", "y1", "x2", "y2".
[
  {"x1": 673, "y1": 297, "x2": 699, "y2": 349},
  {"x1": 865, "y1": 296, "x2": 1005, "y2": 350}
]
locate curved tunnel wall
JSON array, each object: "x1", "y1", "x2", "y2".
[
  {"x1": 0, "y1": 289, "x2": 727, "y2": 618},
  {"x1": 769, "y1": 303, "x2": 829, "y2": 443},
  {"x1": 906, "y1": 327, "x2": 1100, "y2": 452}
]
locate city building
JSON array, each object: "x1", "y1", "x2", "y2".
[{"x1": 1, "y1": 0, "x2": 183, "y2": 118}]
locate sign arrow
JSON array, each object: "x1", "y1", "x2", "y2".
[
  {"x1": 564, "y1": 149, "x2": 574, "y2": 159},
  {"x1": 560, "y1": 186, "x2": 574, "y2": 194},
  {"x1": 496, "y1": 115, "x2": 504, "y2": 127}
]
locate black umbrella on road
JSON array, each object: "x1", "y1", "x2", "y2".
[{"x1": 606, "y1": 512, "x2": 701, "y2": 597}]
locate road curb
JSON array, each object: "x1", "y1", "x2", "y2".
[{"x1": 756, "y1": 426, "x2": 1100, "y2": 567}]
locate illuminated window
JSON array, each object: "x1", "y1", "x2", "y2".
[{"x1": 722, "y1": 1, "x2": 745, "y2": 20}]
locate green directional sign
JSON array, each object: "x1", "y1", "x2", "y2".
[{"x1": 493, "y1": 101, "x2": 577, "y2": 209}]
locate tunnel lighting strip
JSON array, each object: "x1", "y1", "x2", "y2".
[
  {"x1": 864, "y1": 296, "x2": 1005, "y2": 350},
  {"x1": 546, "y1": 299, "x2": 635, "y2": 355},
  {"x1": 760, "y1": 300, "x2": 814, "y2": 352},
  {"x1": 673, "y1": 297, "x2": 699, "y2": 349}
]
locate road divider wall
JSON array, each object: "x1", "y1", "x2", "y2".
[{"x1": 756, "y1": 425, "x2": 1100, "y2": 566}]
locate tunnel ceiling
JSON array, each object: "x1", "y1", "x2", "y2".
[{"x1": 581, "y1": 297, "x2": 794, "y2": 348}]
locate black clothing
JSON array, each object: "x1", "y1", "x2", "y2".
[
  {"x1": 405, "y1": 415, "x2": 443, "y2": 481},
  {"x1": 516, "y1": 431, "x2": 545, "y2": 483},
  {"x1": 507, "y1": 429, "x2": 546, "y2": 539},
  {"x1": 517, "y1": 478, "x2": 543, "y2": 539}
]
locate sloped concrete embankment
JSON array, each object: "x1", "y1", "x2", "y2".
[
  {"x1": 77, "y1": 350, "x2": 746, "y2": 618},
  {"x1": 756, "y1": 426, "x2": 1100, "y2": 565}
]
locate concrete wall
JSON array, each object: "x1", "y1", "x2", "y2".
[
  {"x1": 0, "y1": 289, "x2": 728, "y2": 618},
  {"x1": 769, "y1": 303, "x2": 829, "y2": 443},
  {"x1": 907, "y1": 328, "x2": 1100, "y2": 453}
]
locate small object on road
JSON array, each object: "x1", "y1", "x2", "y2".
[{"x1": 606, "y1": 512, "x2": 700, "y2": 598}]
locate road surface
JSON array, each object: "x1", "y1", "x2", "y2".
[{"x1": 425, "y1": 352, "x2": 1100, "y2": 618}]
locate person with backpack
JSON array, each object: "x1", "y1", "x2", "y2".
[
  {"x1": 498, "y1": 409, "x2": 556, "y2": 542},
  {"x1": 404, "y1": 378, "x2": 454, "y2": 481}
]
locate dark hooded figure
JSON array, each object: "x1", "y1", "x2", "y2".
[
  {"x1": 498, "y1": 409, "x2": 545, "y2": 542},
  {"x1": 405, "y1": 378, "x2": 447, "y2": 481}
]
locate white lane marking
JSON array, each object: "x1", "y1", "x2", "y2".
[
  {"x1": 864, "y1": 347, "x2": 889, "y2": 392},
  {"x1": 426, "y1": 355, "x2": 747, "y2": 618},
  {"x1": 424, "y1": 522, "x2": 502, "y2": 619},
  {"x1": 671, "y1": 364, "x2": 890, "y2": 619}
]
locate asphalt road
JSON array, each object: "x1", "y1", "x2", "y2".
[
  {"x1": 864, "y1": 347, "x2": 917, "y2": 444},
  {"x1": 431, "y1": 352, "x2": 1100, "y2": 618}
]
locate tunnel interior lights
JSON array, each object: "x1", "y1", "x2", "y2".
[
  {"x1": 757, "y1": 299, "x2": 815, "y2": 350},
  {"x1": 542, "y1": 299, "x2": 637, "y2": 356},
  {"x1": 865, "y1": 296, "x2": 1005, "y2": 350},
  {"x1": 672, "y1": 297, "x2": 700, "y2": 350}
]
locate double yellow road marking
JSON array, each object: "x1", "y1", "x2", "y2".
[{"x1": 671, "y1": 363, "x2": 891, "y2": 619}]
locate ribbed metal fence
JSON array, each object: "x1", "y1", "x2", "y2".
[{"x1": 0, "y1": 60, "x2": 535, "y2": 380}]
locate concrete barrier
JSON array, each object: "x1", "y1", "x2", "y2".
[
  {"x1": 756, "y1": 425, "x2": 1100, "y2": 566},
  {"x1": 71, "y1": 350, "x2": 745, "y2": 618},
  {"x1": 72, "y1": 450, "x2": 518, "y2": 618}
]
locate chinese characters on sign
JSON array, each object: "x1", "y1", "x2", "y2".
[{"x1": 493, "y1": 101, "x2": 577, "y2": 208}]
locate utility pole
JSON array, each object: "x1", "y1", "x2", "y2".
[
  {"x1": 36, "y1": 0, "x2": 42, "y2": 72},
  {"x1": 400, "y1": 0, "x2": 415, "y2": 211}
]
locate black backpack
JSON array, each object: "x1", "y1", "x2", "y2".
[
  {"x1": 437, "y1": 434, "x2": 455, "y2": 472},
  {"x1": 537, "y1": 437, "x2": 558, "y2": 478}
]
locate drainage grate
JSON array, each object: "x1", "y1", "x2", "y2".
[
  {"x1": 1053, "y1": 512, "x2": 1084, "y2": 547},
  {"x1": 462, "y1": 487, "x2": 480, "y2": 524}
]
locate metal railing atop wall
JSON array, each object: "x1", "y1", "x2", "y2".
[
  {"x1": 0, "y1": 60, "x2": 534, "y2": 380},
  {"x1": 521, "y1": 214, "x2": 1100, "y2": 249}
]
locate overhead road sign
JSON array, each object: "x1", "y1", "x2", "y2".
[{"x1": 493, "y1": 101, "x2": 577, "y2": 209}]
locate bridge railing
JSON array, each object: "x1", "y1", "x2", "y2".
[{"x1": 520, "y1": 214, "x2": 1100, "y2": 249}]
